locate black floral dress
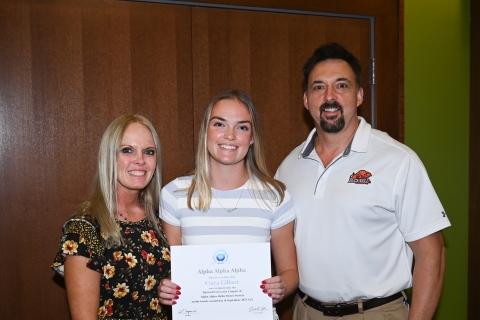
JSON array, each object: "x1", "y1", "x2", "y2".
[{"x1": 52, "y1": 214, "x2": 171, "y2": 320}]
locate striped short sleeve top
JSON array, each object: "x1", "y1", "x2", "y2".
[{"x1": 160, "y1": 176, "x2": 295, "y2": 245}]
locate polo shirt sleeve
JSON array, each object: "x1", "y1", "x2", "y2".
[
  {"x1": 159, "y1": 180, "x2": 182, "y2": 227},
  {"x1": 271, "y1": 190, "x2": 296, "y2": 230},
  {"x1": 394, "y1": 151, "x2": 451, "y2": 242}
]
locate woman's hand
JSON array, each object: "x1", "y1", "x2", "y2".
[
  {"x1": 158, "y1": 278, "x2": 181, "y2": 305},
  {"x1": 260, "y1": 275, "x2": 286, "y2": 304}
]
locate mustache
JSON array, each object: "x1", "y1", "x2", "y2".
[{"x1": 320, "y1": 101, "x2": 343, "y2": 112}]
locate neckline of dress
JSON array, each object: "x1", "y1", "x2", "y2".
[{"x1": 115, "y1": 217, "x2": 148, "y2": 225}]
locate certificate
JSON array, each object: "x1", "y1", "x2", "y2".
[{"x1": 171, "y1": 242, "x2": 273, "y2": 320}]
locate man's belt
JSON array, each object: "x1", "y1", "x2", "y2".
[{"x1": 298, "y1": 289, "x2": 403, "y2": 317}]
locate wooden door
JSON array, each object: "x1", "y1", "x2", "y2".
[
  {"x1": 142, "y1": 0, "x2": 403, "y2": 142},
  {"x1": 191, "y1": 6, "x2": 372, "y2": 171}
]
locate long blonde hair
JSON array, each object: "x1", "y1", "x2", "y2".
[
  {"x1": 75, "y1": 115, "x2": 163, "y2": 248},
  {"x1": 187, "y1": 90, "x2": 285, "y2": 211}
]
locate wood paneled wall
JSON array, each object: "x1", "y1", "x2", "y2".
[
  {"x1": 0, "y1": 1, "x2": 194, "y2": 318},
  {"x1": 0, "y1": 0, "x2": 402, "y2": 318}
]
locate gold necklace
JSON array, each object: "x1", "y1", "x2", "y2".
[{"x1": 212, "y1": 185, "x2": 245, "y2": 213}]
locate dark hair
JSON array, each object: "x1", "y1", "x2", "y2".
[{"x1": 303, "y1": 42, "x2": 361, "y2": 91}]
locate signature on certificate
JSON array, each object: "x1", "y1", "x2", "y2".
[
  {"x1": 178, "y1": 309, "x2": 198, "y2": 316},
  {"x1": 249, "y1": 306, "x2": 268, "y2": 314}
]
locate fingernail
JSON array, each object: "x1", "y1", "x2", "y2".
[
  {"x1": 262, "y1": 280, "x2": 266, "y2": 284},
  {"x1": 174, "y1": 295, "x2": 179, "y2": 299},
  {"x1": 176, "y1": 286, "x2": 181, "y2": 290},
  {"x1": 172, "y1": 301, "x2": 177, "y2": 305},
  {"x1": 262, "y1": 289, "x2": 267, "y2": 293},
  {"x1": 260, "y1": 285, "x2": 265, "y2": 289},
  {"x1": 176, "y1": 291, "x2": 181, "y2": 295},
  {"x1": 268, "y1": 293, "x2": 272, "y2": 297}
]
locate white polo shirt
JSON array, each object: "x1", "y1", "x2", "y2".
[{"x1": 275, "y1": 117, "x2": 451, "y2": 302}]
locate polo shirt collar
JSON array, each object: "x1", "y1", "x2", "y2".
[
  {"x1": 350, "y1": 116, "x2": 371, "y2": 153},
  {"x1": 298, "y1": 129, "x2": 317, "y2": 158},
  {"x1": 299, "y1": 116, "x2": 371, "y2": 159}
]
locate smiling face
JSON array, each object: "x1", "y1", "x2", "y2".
[
  {"x1": 207, "y1": 98, "x2": 254, "y2": 172},
  {"x1": 116, "y1": 122, "x2": 157, "y2": 194},
  {"x1": 304, "y1": 59, "x2": 363, "y2": 134}
]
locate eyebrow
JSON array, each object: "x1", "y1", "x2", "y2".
[
  {"x1": 119, "y1": 144, "x2": 156, "y2": 149},
  {"x1": 210, "y1": 116, "x2": 252, "y2": 125},
  {"x1": 310, "y1": 77, "x2": 353, "y2": 86}
]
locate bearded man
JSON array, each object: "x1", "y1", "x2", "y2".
[{"x1": 276, "y1": 43, "x2": 450, "y2": 320}]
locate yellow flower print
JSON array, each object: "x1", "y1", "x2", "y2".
[
  {"x1": 124, "y1": 253, "x2": 138, "y2": 268},
  {"x1": 162, "y1": 247, "x2": 171, "y2": 262},
  {"x1": 103, "y1": 264, "x2": 115, "y2": 279},
  {"x1": 79, "y1": 235, "x2": 85, "y2": 243},
  {"x1": 62, "y1": 240, "x2": 78, "y2": 255},
  {"x1": 151, "y1": 238, "x2": 159, "y2": 247},
  {"x1": 98, "y1": 306, "x2": 108, "y2": 317},
  {"x1": 113, "y1": 251, "x2": 124, "y2": 261},
  {"x1": 113, "y1": 283, "x2": 129, "y2": 298},
  {"x1": 147, "y1": 253, "x2": 156, "y2": 265},
  {"x1": 141, "y1": 231, "x2": 152, "y2": 243},
  {"x1": 144, "y1": 275, "x2": 157, "y2": 291},
  {"x1": 98, "y1": 299, "x2": 113, "y2": 317},
  {"x1": 150, "y1": 298, "x2": 162, "y2": 311},
  {"x1": 132, "y1": 291, "x2": 139, "y2": 301},
  {"x1": 100, "y1": 230, "x2": 108, "y2": 239}
]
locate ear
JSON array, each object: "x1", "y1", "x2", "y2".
[
  {"x1": 303, "y1": 92, "x2": 309, "y2": 110},
  {"x1": 356, "y1": 87, "x2": 364, "y2": 107}
]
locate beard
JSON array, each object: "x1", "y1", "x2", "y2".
[{"x1": 319, "y1": 101, "x2": 345, "y2": 133}]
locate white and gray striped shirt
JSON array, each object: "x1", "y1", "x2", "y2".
[{"x1": 160, "y1": 176, "x2": 295, "y2": 245}]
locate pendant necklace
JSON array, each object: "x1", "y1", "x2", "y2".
[
  {"x1": 213, "y1": 185, "x2": 245, "y2": 213},
  {"x1": 117, "y1": 211, "x2": 129, "y2": 221},
  {"x1": 117, "y1": 202, "x2": 145, "y2": 222}
]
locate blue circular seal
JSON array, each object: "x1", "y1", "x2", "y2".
[{"x1": 213, "y1": 250, "x2": 228, "y2": 263}]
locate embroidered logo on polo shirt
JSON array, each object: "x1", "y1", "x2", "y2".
[{"x1": 348, "y1": 170, "x2": 372, "y2": 184}]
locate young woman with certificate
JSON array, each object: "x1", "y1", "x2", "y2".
[{"x1": 158, "y1": 90, "x2": 298, "y2": 319}]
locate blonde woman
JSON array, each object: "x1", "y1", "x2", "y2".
[
  {"x1": 159, "y1": 90, "x2": 298, "y2": 318},
  {"x1": 52, "y1": 115, "x2": 170, "y2": 320}
]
